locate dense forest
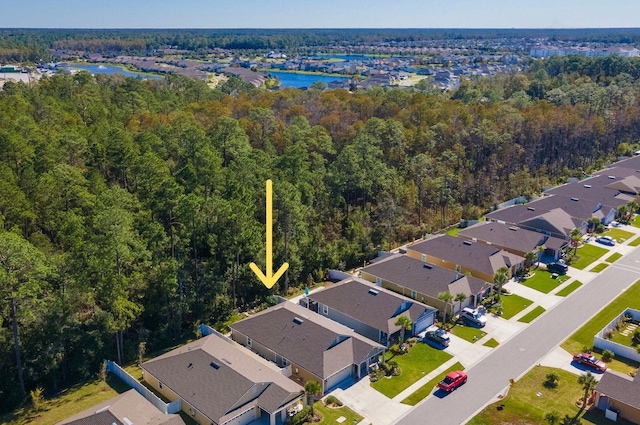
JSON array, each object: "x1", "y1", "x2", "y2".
[{"x1": 2, "y1": 54, "x2": 640, "y2": 413}]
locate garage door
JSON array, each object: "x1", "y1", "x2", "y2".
[
  {"x1": 325, "y1": 365, "x2": 353, "y2": 392},
  {"x1": 413, "y1": 311, "x2": 435, "y2": 335},
  {"x1": 223, "y1": 406, "x2": 257, "y2": 425}
]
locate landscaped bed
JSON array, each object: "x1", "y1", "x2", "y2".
[
  {"x1": 310, "y1": 399, "x2": 363, "y2": 425},
  {"x1": 555, "y1": 280, "x2": 582, "y2": 297},
  {"x1": 371, "y1": 341, "x2": 453, "y2": 398},
  {"x1": 568, "y1": 244, "x2": 608, "y2": 270},
  {"x1": 520, "y1": 270, "x2": 568, "y2": 294}
]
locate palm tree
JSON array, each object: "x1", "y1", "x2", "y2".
[
  {"x1": 578, "y1": 371, "x2": 597, "y2": 410},
  {"x1": 570, "y1": 228, "x2": 583, "y2": 255},
  {"x1": 304, "y1": 380, "x2": 322, "y2": 417},
  {"x1": 524, "y1": 251, "x2": 537, "y2": 272},
  {"x1": 493, "y1": 267, "x2": 509, "y2": 302},
  {"x1": 536, "y1": 245, "x2": 546, "y2": 268},
  {"x1": 437, "y1": 291, "x2": 453, "y2": 325},
  {"x1": 544, "y1": 410, "x2": 560, "y2": 425},
  {"x1": 454, "y1": 292, "x2": 467, "y2": 317},
  {"x1": 394, "y1": 315, "x2": 412, "y2": 344}
]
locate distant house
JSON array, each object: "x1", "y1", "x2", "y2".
[
  {"x1": 141, "y1": 333, "x2": 304, "y2": 425},
  {"x1": 406, "y1": 234, "x2": 524, "y2": 282},
  {"x1": 301, "y1": 277, "x2": 437, "y2": 346},
  {"x1": 457, "y1": 221, "x2": 567, "y2": 261},
  {"x1": 360, "y1": 254, "x2": 490, "y2": 314},
  {"x1": 221, "y1": 67, "x2": 266, "y2": 87},
  {"x1": 230, "y1": 302, "x2": 385, "y2": 394},
  {"x1": 595, "y1": 370, "x2": 640, "y2": 424},
  {"x1": 56, "y1": 389, "x2": 185, "y2": 425}
]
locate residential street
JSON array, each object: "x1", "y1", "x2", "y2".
[{"x1": 396, "y1": 244, "x2": 640, "y2": 425}]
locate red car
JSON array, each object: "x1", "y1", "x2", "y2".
[
  {"x1": 573, "y1": 352, "x2": 607, "y2": 372},
  {"x1": 437, "y1": 370, "x2": 468, "y2": 391}
]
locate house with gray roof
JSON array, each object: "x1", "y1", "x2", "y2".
[
  {"x1": 56, "y1": 389, "x2": 185, "y2": 425},
  {"x1": 360, "y1": 254, "x2": 490, "y2": 315},
  {"x1": 301, "y1": 277, "x2": 437, "y2": 346},
  {"x1": 140, "y1": 332, "x2": 304, "y2": 425},
  {"x1": 405, "y1": 234, "x2": 524, "y2": 283},
  {"x1": 457, "y1": 221, "x2": 567, "y2": 261},
  {"x1": 230, "y1": 302, "x2": 385, "y2": 394},
  {"x1": 595, "y1": 369, "x2": 640, "y2": 424}
]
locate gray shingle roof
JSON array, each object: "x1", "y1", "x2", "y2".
[
  {"x1": 595, "y1": 370, "x2": 640, "y2": 408},
  {"x1": 458, "y1": 222, "x2": 566, "y2": 253},
  {"x1": 408, "y1": 235, "x2": 523, "y2": 276},
  {"x1": 230, "y1": 303, "x2": 384, "y2": 380},
  {"x1": 140, "y1": 334, "x2": 302, "y2": 424},
  {"x1": 361, "y1": 254, "x2": 488, "y2": 297},
  {"x1": 307, "y1": 277, "x2": 436, "y2": 334},
  {"x1": 57, "y1": 389, "x2": 185, "y2": 425}
]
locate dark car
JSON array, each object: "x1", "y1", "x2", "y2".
[
  {"x1": 547, "y1": 262, "x2": 568, "y2": 275},
  {"x1": 573, "y1": 352, "x2": 607, "y2": 372},
  {"x1": 437, "y1": 370, "x2": 468, "y2": 391},
  {"x1": 424, "y1": 329, "x2": 450, "y2": 347}
]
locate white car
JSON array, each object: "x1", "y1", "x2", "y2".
[{"x1": 460, "y1": 307, "x2": 487, "y2": 327}]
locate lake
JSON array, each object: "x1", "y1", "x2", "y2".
[
  {"x1": 62, "y1": 64, "x2": 163, "y2": 80},
  {"x1": 269, "y1": 71, "x2": 350, "y2": 89}
]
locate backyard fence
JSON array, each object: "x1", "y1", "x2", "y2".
[
  {"x1": 593, "y1": 308, "x2": 640, "y2": 363},
  {"x1": 105, "y1": 360, "x2": 181, "y2": 414}
]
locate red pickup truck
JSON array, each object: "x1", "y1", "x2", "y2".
[{"x1": 437, "y1": 371, "x2": 468, "y2": 391}]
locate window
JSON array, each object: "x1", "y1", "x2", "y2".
[
  {"x1": 247, "y1": 337, "x2": 252, "y2": 347},
  {"x1": 322, "y1": 305, "x2": 328, "y2": 315},
  {"x1": 375, "y1": 276, "x2": 382, "y2": 286},
  {"x1": 456, "y1": 265, "x2": 461, "y2": 272},
  {"x1": 190, "y1": 408, "x2": 196, "y2": 417},
  {"x1": 282, "y1": 358, "x2": 288, "y2": 367},
  {"x1": 411, "y1": 290, "x2": 417, "y2": 299},
  {"x1": 421, "y1": 254, "x2": 427, "y2": 262},
  {"x1": 159, "y1": 382, "x2": 163, "y2": 389}
]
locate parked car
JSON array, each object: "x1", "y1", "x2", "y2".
[
  {"x1": 547, "y1": 262, "x2": 568, "y2": 275},
  {"x1": 437, "y1": 370, "x2": 468, "y2": 391},
  {"x1": 460, "y1": 307, "x2": 487, "y2": 327},
  {"x1": 573, "y1": 352, "x2": 607, "y2": 372},
  {"x1": 596, "y1": 236, "x2": 616, "y2": 246},
  {"x1": 423, "y1": 328, "x2": 450, "y2": 347}
]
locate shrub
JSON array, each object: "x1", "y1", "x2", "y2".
[
  {"x1": 602, "y1": 349, "x2": 615, "y2": 362},
  {"x1": 633, "y1": 330, "x2": 640, "y2": 345},
  {"x1": 285, "y1": 406, "x2": 311, "y2": 425},
  {"x1": 604, "y1": 329, "x2": 616, "y2": 340},
  {"x1": 324, "y1": 395, "x2": 343, "y2": 407},
  {"x1": 582, "y1": 346, "x2": 592, "y2": 354},
  {"x1": 544, "y1": 372, "x2": 560, "y2": 388}
]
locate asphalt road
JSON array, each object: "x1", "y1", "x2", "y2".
[{"x1": 397, "y1": 247, "x2": 640, "y2": 425}]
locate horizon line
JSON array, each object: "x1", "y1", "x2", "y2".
[{"x1": 3, "y1": 27, "x2": 640, "y2": 31}]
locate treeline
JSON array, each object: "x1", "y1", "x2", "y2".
[{"x1": 1, "y1": 56, "x2": 640, "y2": 413}]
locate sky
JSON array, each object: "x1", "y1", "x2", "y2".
[{"x1": 2, "y1": 0, "x2": 640, "y2": 29}]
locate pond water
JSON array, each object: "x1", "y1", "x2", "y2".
[
  {"x1": 62, "y1": 64, "x2": 163, "y2": 80},
  {"x1": 269, "y1": 71, "x2": 350, "y2": 89}
]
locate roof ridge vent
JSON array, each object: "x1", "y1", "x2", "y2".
[
  {"x1": 423, "y1": 263, "x2": 432, "y2": 269},
  {"x1": 509, "y1": 226, "x2": 518, "y2": 231},
  {"x1": 527, "y1": 206, "x2": 535, "y2": 211},
  {"x1": 463, "y1": 240, "x2": 473, "y2": 245},
  {"x1": 608, "y1": 175, "x2": 616, "y2": 179},
  {"x1": 571, "y1": 197, "x2": 579, "y2": 201},
  {"x1": 368, "y1": 288, "x2": 379, "y2": 295},
  {"x1": 210, "y1": 361, "x2": 220, "y2": 370},
  {"x1": 293, "y1": 317, "x2": 304, "y2": 325},
  {"x1": 584, "y1": 184, "x2": 591, "y2": 188}
]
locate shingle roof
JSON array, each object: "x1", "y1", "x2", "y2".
[
  {"x1": 57, "y1": 389, "x2": 184, "y2": 425},
  {"x1": 595, "y1": 370, "x2": 640, "y2": 408},
  {"x1": 307, "y1": 277, "x2": 436, "y2": 334},
  {"x1": 360, "y1": 254, "x2": 488, "y2": 297},
  {"x1": 230, "y1": 303, "x2": 384, "y2": 380},
  {"x1": 140, "y1": 334, "x2": 302, "y2": 424},
  {"x1": 408, "y1": 235, "x2": 524, "y2": 276},
  {"x1": 458, "y1": 222, "x2": 566, "y2": 253}
]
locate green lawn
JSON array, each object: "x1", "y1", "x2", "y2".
[
  {"x1": 569, "y1": 244, "x2": 608, "y2": 270},
  {"x1": 555, "y1": 280, "x2": 582, "y2": 297},
  {"x1": 561, "y1": 279, "x2": 640, "y2": 375},
  {"x1": 629, "y1": 236, "x2": 640, "y2": 246},
  {"x1": 483, "y1": 338, "x2": 500, "y2": 348},
  {"x1": 519, "y1": 270, "x2": 567, "y2": 294},
  {"x1": 606, "y1": 252, "x2": 623, "y2": 263},
  {"x1": 518, "y1": 306, "x2": 546, "y2": 323},
  {"x1": 608, "y1": 324, "x2": 640, "y2": 347},
  {"x1": 371, "y1": 342, "x2": 453, "y2": 398},
  {"x1": 401, "y1": 362, "x2": 464, "y2": 406},
  {"x1": 591, "y1": 263, "x2": 609, "y2": 272},
  {"x1": 603, "y1": 228, "x2": 635, "y2": 243},
  {"x1": 310, "y1": 400, "x2": 363, "y2": 424},
  {"x1": 632, "y1": 215, "x2": 640, "y2": 228},
  {"x1": 449, "y1": 323, "x2": 487, "y2": 343},
  {"x1": 499, "y1": 294, "x2": 534, "y2": 319},
  {"x1": 447, "y1": 227, "x2": 462, "y2": 236},
  {"x1": 468, "y1": 366, "x2": 621, "y2": 425}
]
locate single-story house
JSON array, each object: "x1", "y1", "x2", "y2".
[
  {"x1": 360, "y1": 254, "x2": 491, "y2": 315},
  {"x1": 230, "y1": 302, "x2": 385, "y2": 394},
  {"x1": 406, "y1": 234, "x2": 524, "y2": 282},
  {"x1": 457, "y1": 221, "x2": 568, "y2": 261},
  {"x1": 56, "y1": 389, "x2": 185, "y2": 425},
  {"x1": 301, "y1": 277, "x2": 437, "y2": 346},
  {"x1": 595, "y1": 369, "x2": 640, "y2": 424},
  {"x1": 141, "y1": 333, "x2": 304, "y2": 425}
]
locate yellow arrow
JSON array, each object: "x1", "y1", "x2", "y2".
[{"x1": 250, "y1": 180, "x2": 289, "y2": 289}]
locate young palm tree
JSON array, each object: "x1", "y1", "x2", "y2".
[
  {"x1": 304, "y1": 380, "x2": 322, "y2": 417},
  {"x1": 454, "y1": 292, "x2": 467, "y2": 317},
  {"x1": 578, "y1": 371, "x2": 597, "y2": 410},
  {"x1": 394, "y1": 315, "x2": 412, "y2": 344},
  {"x1": 536, "y1": 245, "x2": 546, "y2": 268},
  {"x1": 570, "y1": 228, "x2": 583, "y2": 255},
  {"x1": 544, "y1": 410, "x2": 560, "y2": 425},
  {"x1": 524, "y1": 251, "x2": 537, "y2": 272},
  {"x1": 437, "y1": 291, "x2": 453, "y2": 325},
  {"x1": 493, "y1": 267, "x2": 509, "y2": 302}
]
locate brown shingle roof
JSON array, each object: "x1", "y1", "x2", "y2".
[
  {"x1": 361, "y1": 254, "x2": 488, "y2": 298},
  {"x1": 230, "y1": 303, "x2": 384, "y2": 380},
  {"x1": 307, "y1": 278, "x2": 436, "y2": 334},
  {"x1": 595, "y1": 370, "x2": 640, "y2": 408}
]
